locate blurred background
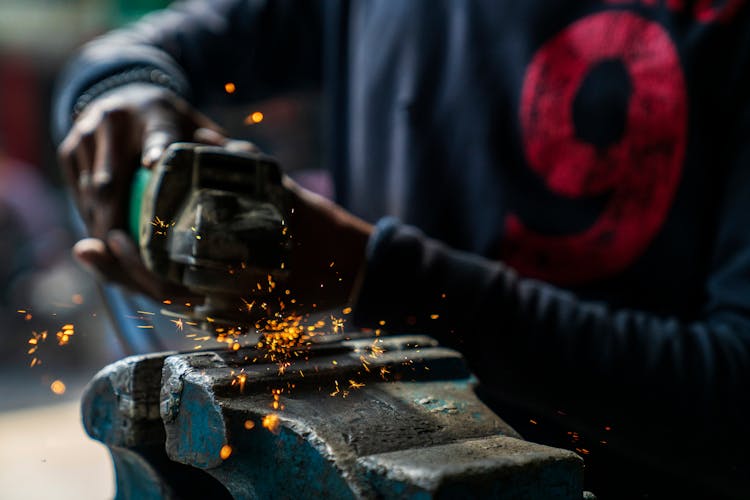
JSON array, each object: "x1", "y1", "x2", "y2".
[{"x1": 0, "y1": 1, "x2": 322, "y2": 497}]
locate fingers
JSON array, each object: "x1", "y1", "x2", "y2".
[
  {"x1": 140, "y1": 98, "x2": 225, "y2": 167},
  {"x1": 73, "y1": 232, "x2": 196, "y2": 302},
  {"x1": 107, "y1": 230, "x2": 165, "y2": 298},
  {"x1": 193, "y1": 127, "x2": 261, "y2": 153},
  {"x1": 73, "y1": 236, "x2": 143, "y2": 291},
  {"x1": 66, "y1": 112, "x2": 134, "y2": 237},
  {"x1": 59, "y1": 83, "x2": 263, "y2": 247},
  {"x1": 73, "y1": 238, "x2": 125, "y2": 283},
  {"x1": 193, "y1": 127, "x2": 227, "y2": 146},
  {"x1": 58, "y1": 131, "x2": 81, "y2": 188},
  {"x1": 141, "y1": 108, "x2": 181, "y2": 168}
]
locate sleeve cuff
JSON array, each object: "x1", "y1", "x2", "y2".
[
  {"x1": 352, "y1": 217, "x2": 508, "y2": 336},
  {"x1": 52, "y1": 48, "x2": 191, "y2": 144}
]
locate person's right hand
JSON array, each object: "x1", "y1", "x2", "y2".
[
  {"x1": 58, "y1": 82, "x2": 222, "y2": 239},
  {"x1": 57, "y1": 83, "x2": 221, "y2": 301}
]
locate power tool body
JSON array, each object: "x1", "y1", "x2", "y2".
[{"x1": 129, "y1": 143, "x2": 291, "y2": 329}]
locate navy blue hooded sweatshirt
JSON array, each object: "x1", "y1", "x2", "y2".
[{"x1": 53, "y1": 1, "x2": 750, "y2": 496}]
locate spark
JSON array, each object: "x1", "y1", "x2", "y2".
[
  {"x1": 262, "y1": 414, "x2": 281, "y2": 434},
  {"x1": 331, "y1": 316, "x2": 345, "y2": 333},
  {"x1": 219, "y1": 445, "x2": 233, "y2": 460},
  {"x1": 50, "y1": 380, "x2": 66, "y2": 395},
  {"x1": 232, "y1": 373, "x2": 248, "y2": 392},
  {"x1": 330, "y1": 380, "x2": 340, "y2": 397},
  {"x1": 171, "y1": 318, "x2": 184, "y2": 330},
  {"x1": 244, "y1": 111, "x2": 264, "y2": 125},
  {"x1": 224, "y1": 82, "x2": 236, "y2": 94},
  {"x1": 430, "y1": 314, "x2": 440, "y2": 320},
  {"x1": 271, "y1": 389, "x2": 284, "y2": 410},
  {"x1": 277, "y1": 361, "x2": 290, "y2": 375},
  {"x1": 150, "y1": 216, "x2": 173, "y2": 236},
  {"x1": 17, "y1": 309, "x2": 33, "y2": 321},
  {"x1": 369, "y1": 341, "x2": 385, "y2": 358},
  {"x1": 342, "y1": 307, "x2": 352, "y2": 315},
  {"x1": 348, "y1": 380, "x2": 365, "y2": 390},
  {"x1": 56, "y1": 324, "x2": 75, "y2": 346},
  {"x1": 241, "y1": 298, "x2": 255, "y2": 312},
  {"x1": 360, "y1": 356, "x2": 371, "y2": 372},
  {"x1": 244, "y1": 420, "x2": 255, "y2": 430}
]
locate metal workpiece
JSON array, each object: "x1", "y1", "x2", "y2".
[{"x1": 82, "y1": 335, "x2": 584, "y2": 499}]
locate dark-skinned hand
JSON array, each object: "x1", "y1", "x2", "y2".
[{"x1": 58, "y1": 83, "x2": 373, "y2": 310}]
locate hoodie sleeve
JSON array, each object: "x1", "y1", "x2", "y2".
[
  {"x1": 352, "y1": 189, "x2": 750, "y2": 491},
  {"x1": 52, "y1": 0, "x2": 323, "y2": 143}
]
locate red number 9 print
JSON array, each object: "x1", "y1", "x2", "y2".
[{"x1": 503, "y1": 11, "x2": 687, "y2": 285}]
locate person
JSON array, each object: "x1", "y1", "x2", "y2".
[{"x1": 53, "y1": 1, "x2": 750, "y2": 497}]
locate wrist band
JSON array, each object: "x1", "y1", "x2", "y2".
[{"x1": 72, "y1": 66, "x2": 184, "y2": 119}]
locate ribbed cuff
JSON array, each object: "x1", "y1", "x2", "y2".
[
  {"x1": 52, "y1": 53, "x2": 192, "y2": 144},
  {"x1": 71, "y1": 66, "x2": 184, "y2": 119},
  {"x1": 352, "y1": 217, "x2": 511, "y2": 341}
]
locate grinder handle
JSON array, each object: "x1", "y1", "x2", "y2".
[{"x1": 128, "y1": 167, "x2": 152, "y2": 245}]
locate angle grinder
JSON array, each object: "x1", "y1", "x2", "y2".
[{"x1": 128, "y1": 142, "x2": 291, "y2": 330}]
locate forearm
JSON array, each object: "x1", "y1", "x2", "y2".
[
  {"x1": 353, "y1": 219, "x2": 750, "y2": 429},
  {"x1": 53, "y1": 0, "x2": 323, "y2": 143}
]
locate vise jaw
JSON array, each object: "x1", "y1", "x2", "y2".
[{"x1": 81, "y1": 335, "x2": 584, "y2": 499}]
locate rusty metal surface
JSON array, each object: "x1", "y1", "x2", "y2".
[
  {"x1": 81, "y1": 351, "x2": 232, "y2": 500},
  {"x1": 82, "y1": 335, "x2": 584, "y2": 499},
  {"x1": 82, "y1": 351, "x2": 172, "y2": 448}
]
